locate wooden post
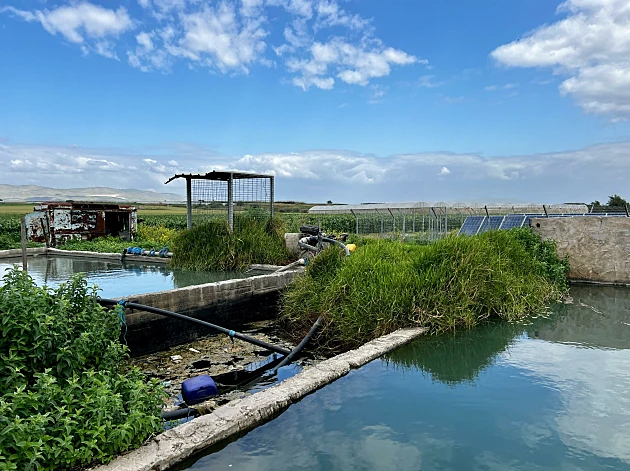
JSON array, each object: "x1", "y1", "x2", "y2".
[{"x1": 20, "y1": 217, "x2": 28, "y2": 274}]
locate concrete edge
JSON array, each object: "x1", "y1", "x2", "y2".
[
  {"x1": 0, "y1": 247, "x2": 48, "y2": 259},
  {"x1": 48, "y1": 248, "x2": 170, "y2": 265},
  {"x1": 92, "y1": 327, "x2": 428, "y2": 471}
]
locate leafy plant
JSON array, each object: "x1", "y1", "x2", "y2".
[
  {"x1": 0, "y1": 269, "x2": 166, "y2": 470},
  {"x1": 281, "y1": 228, "x2": 569, "y2": 352}
]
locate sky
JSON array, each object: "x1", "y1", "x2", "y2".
[{"x1": 1, "y1": 0, "x2": 630, "y2": 203}]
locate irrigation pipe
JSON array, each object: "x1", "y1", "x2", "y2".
[
  {"x1": 298, "y1": 238, "x2": 351, "y2": 256},
  {"x1": 272, "y1": 315, "x2": 323, "y2": 373},
  {"x1": 97, "y1": 298, "x2": 291, "y2": 356},
  {"x1": 275, "y1": 258, "x2": 307, "y2": 273}
]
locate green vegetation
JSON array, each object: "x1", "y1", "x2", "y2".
[
  {"x1": 58, "y1": 225, "x2": 178, "y2": 253},
  {"x1": 0, "y1": 269, "x2": 165, "y2": 470},
  {"x1": 170, "y1": 217, "x2": 292, "y2": 271},
  {"x1": 281, "y1": 229, "x2": 569, "y2": 352},
  {"x1": 589, "y1": 194, "x2": 629, "y2": 212},
  {"x1": 0, "y1": 214, "x2": 44, "y2": 251}
]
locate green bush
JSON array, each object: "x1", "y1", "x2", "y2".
[
  {"x1": 0, "y1": 269, "x2": 165, "y2": 470},
  {"x1": 281, "y1": 228, "x2": 569, "y2": 352},
  {"x1": 170, "y1": 217, "x2": 292, "y2": 271}
]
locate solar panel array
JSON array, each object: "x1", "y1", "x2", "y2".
[{"x1": 459, "y1": 213, "x2": 627, "y2": 236}]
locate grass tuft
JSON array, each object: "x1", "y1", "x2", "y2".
[
  {"x1": 281, "y1": 229, "x2": 569, "y2": 352},
  {"x1": 170, "y1": 217, "x2": 292, "y2": 271}
]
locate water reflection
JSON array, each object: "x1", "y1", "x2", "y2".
[
  {"x1": 383, "y1": 320, "x2": 525, "y2": 385},
  {"x1": 0, "y1": 256, "x2": 249, "y2": 298},
  {"x1": 180, "y1": 284, "x2": 630, "y2": 471}
]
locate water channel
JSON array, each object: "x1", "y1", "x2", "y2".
[
  {"x1": 0, "y1": 256, "x2": 250, "y2": 298},
  {"x1": 178, "y1": 284, "x2": 630, "y2": 471}
]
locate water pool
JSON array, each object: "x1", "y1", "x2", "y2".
[
  {"x1": 178, "y1": 284, "x2": 630, "y2": 471},
  {"x1": 0, "y1": 256, "x2": 250, "y2": 298}
]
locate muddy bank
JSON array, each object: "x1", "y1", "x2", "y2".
[{"x1": 130, "y1": 320, "x2": 323, "y2": 409}]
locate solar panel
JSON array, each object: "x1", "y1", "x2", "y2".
[
  {"x1": 478, "y1": 215, "x2": 504, "y2": 233},
  {"x1": 459, "y1": 216, "x2": 485, "y2": 235},
  {"x1": 500, "y1": 214, "x2": 526, "y2": 229}
]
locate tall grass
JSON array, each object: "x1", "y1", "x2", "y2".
[
  {"x1": 170, "y1": 217, "x2": 292, "y2": 271},
  {"x1": 281, "y1": 229, "x2": 569, "y2": 352}
]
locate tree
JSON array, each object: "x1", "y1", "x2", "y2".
[
  {"x1": 607, "y1": 194, "x2": 628, "y2": 209},
  {"x1": 327, "y1": 200, "x2": 333, "y2": 205}
]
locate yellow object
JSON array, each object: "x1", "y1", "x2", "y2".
[{"x1": 347, "y1": 244, "x2": 357, "y2": 253}]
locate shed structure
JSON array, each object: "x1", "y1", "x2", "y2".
[
  {"x1": 166, "y1": 171, "x2": 274, "y2": 231},
  {"x1": 25, "y1": 202, "x2": 137, "y2": 247}
]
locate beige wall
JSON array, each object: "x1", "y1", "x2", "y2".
[{"x1": 532, "y1": 216, "x2": 630, "y2": 284}]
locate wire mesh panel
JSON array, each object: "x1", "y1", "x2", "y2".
[{"x1": 167, "y1": 172, "x2": 274, "y2": 230}]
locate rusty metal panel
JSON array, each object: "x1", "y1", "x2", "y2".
[
  {"x1": 24, "y1": 213, "x2": 45, "y2": 243},
  {"x1": 95, "y1": 211, "x2": 106, "y2": 233}
]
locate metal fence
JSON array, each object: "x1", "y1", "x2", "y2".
[{"x1": 308, "y1": 203, "x2": 607, "y2": 240}]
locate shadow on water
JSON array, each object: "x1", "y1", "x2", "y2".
[{"x1": 383, "y1": 283, "x2": 630, "y2": 385}]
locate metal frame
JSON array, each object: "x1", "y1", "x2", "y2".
[{"x1": 166, "y1": 171, "x2": 274, "y2": 231}]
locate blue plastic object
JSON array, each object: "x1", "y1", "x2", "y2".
[{"x1": 181, "y1": 375, "x2": 218, "y2": 405}]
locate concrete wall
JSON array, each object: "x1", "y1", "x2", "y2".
[
  {"x1": 121, "y1": 271, "x2": 300, "y2": 355},
  {"x1": 532, "y1": 216, "x2": 630, "y2": 284}
]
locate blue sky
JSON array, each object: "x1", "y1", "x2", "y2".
[{"x1": 1, "y1": 0, "x2": 630, "y2": 203}]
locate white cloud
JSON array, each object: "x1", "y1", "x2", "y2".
[
  {"x1": 418, "y1": 75, "x2": 443, "y2": 88},
  {"x1": 287, "y1": 39, "x2": 418, "y2": 89},
  {"x1": 136, "y1": 31, "x2": 154, "y2": 51},
  {"x1": 485, "y1": 83, "x2": 517, "y2": 91},
  {"x1": 2, "y1": 0, "x2": 418, "y2": 87},
  {"x1": 2, "y1": 140, "x2": 630, "y2": 203},
  {"x1": 491, "y1": 0, "x2": 630, "y2": 119},
  {"x1": 1, "y1": 2, "x2": 133, "y2": 58}
]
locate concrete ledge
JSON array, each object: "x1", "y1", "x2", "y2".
[
  {"x1": 121, "y1": 271, "x2": 298, "y2": 316},
  {"x1": 92, "y1": 327, "x2": 427, "y2": 471},
  {"x1": 48, "y1": 248, "x2": 169, "y2": 265},
  {"x1": 0, "y1": 247, "x2": 169, "y2": 264},
  {"x1": 0, "y1": 247, "x2": 48, "y2": 259}
]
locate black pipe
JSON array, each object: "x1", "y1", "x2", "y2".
[
  {"x1": 97, "y1": 298, "x2": 291, "y2": 356},
  {"x1": 162, "y1": 408, "x2": 199, "y2": 421},
  {"x1": 272, "y1": 316, "x2": 323, "y2": 373}
]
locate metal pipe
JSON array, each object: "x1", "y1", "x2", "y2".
[
  {"x1": 97, "y1": 298, "x2": 290, "y2": 356},
  {"x1": 275, "y1": 258, "x2": 306, "y2": 273},
  {"x1": 321, "y1": 237, "x2": 350, "y2": 256}
]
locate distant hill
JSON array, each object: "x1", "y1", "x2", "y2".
[{"x1": 0, "y1": 185, "x2": 185, "y2": 203}]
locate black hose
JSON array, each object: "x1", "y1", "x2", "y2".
[
  {"x1": 162, "y1": 408, "x2": 199, "y2": 421},
  {"x1": 97, "y1": 298, "x2": 291, "y2": 356},
  {"x1": 272, "y1": 316, "x2": 323, "y2": 373}
]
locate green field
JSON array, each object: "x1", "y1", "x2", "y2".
[{"x1": 0, "y1": 201, "x2": 319, "y2": 216}]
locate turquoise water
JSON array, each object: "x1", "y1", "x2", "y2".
[
  {"x1": 0, "y1": 256, "x2": 249, "y2": 298},
  {"x1": 179, "y1": 284, "x2": 630, "y2": 471}
]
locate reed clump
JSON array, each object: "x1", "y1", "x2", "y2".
[
  {"x1": 170, "y1": 217, "x2": 292, "y2": 271},
  {"x1": 281, "y1": 229, "x2": 569, "y2": 352}
]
